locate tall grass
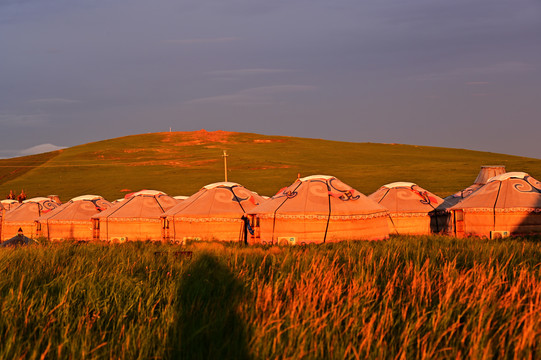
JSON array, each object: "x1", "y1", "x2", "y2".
[{"x1": 1, "y1": 236, "x2": 540, "y2": 359}]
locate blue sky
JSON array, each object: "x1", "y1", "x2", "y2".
[{"x1": 1, "y1": 0, "x2": 540, "y2": 158}]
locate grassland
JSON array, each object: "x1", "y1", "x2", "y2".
[
  {"x1": 1, "y1": 130, "x2": 540, "y2": 202},
  {"x1": 0, "y1": 151, "x2": 60, "y2": 187},
  {"x1": 1, "y1": 236, "x2": 540, "y2": 359}
]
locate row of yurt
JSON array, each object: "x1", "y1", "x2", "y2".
[
  {"x1": 0, "y1": 191, "x2": 179, "y2": 242},
  {"x1": 0, "y1": 177, "x2": 396, "y2": 244},
  {"x1": 2, "y1": 167, "x2": 540, "y2": 243}
]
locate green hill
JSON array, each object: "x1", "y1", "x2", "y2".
[{"x1": 1, "y1": 130, "x2": 540, "y2": 202}]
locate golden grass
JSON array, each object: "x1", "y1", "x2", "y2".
[{"x1": 0, "y1": 236, "x2": 540, "y2": 359}]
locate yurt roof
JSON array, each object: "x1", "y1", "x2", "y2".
[
  {"x1": 474, "y1": 165, "x2": 506, "y2": 184},
  {"x1": 249, "y1": 175, "x2": 387, "y2": 217},
  {"x1": 369, "y1": 182, "x2": 443, "y2": 212},
  {"x1": 93, "y1": 191, "x2": 177, "y2": 219},
  {"x1": 203, "y1": 182, "x2": 241, "y2": 190},
  {"x1": 488, "y1": 172, "x2": 529, "y2": 182},
  {"x1": 22, "y1": 197, "x2": 52, "y2": 203},
  {"x1": 38, "y1": 197, "x2": 112, "y2": 222},
  {"x1": 5, "y1": 197, "x2": 60, "y2": 221},
  {"x1": 164, "y1": 182, "x2": 264, "y2": 218},
  {"x1": 131, "y1": 189, "x2": 166, "y2": 197},
  {"x1": 450, "y1": 173, "x2": 541, "y2": 211},
  {"x1": 1, "y1": 199, "x2": 18, "y2": 204},
  {"x1": 299, "y1": 175, "x2": 334, "y2": 181},
  {"x1": 70, "y1": 195, "x2": 104, "y2": 202},
  {"x1": 383, "y1": 182, "x2": 416, "y2": 189}
]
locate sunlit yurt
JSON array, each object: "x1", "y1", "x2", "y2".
[
  {"x1": 444, "y1": 165, "x2": 506, "y2": 207},
  {"x1": 1, "y1": 197, "x2": 61, "y2": 241},
  {"x1": 162, "y1": 182, "x2": 265, "y2": 242},
  {"x1": 91, "y1": 190, "x2": 178, "y2": 241},
  {"x1": 450, "y1": 172, "x2": 541, "y2": 238},
  {"x1": 1, "y1": 199, "x2": 20, "y2": 212},
  {"x1": 368, "y1": 182, "x2": 445, "y2": 235},
  {"x1": 248, "y1": 175, "x2": 389, "y2": 245},
  {"x1": 36, "y1": 195, "x2": 113, "y2": 241}
]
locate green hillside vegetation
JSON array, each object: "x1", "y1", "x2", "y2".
[
  {"x1": 1, "y1": 130, "x2": 540, "y2": 202},
  {"x1": 0, "y1": 151, "x2": 60, "y2": 187}
]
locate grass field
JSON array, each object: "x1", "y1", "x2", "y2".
[
  {"x1": 1, "y1": 236, "x2": 540, "y2": 359},
  {"x1": 1, "y1": 130, "x2": 540, "y2": 201}
]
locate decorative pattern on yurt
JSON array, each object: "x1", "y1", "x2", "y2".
[
  {"x1": 248, "y1": 175, "x2": 389, "y2": 245},
  {"x1": 1, "y1": 197, "x2": 60, "y2": 241},
  {"x1": 91, "y1": 190, "x2": 178, "y2": 241},
  {"x1": 450, "y1": 172, "x2": 541, "y2": 238},
  {"x1": 162, "y1": 182, "x2": 265, "y2": 242},
  {"x1": 36, "y1": 195, "x2": 112, "y2": 241},
  {"x1": 369, "y1": 182, "x2": 444, "y2": 235}
]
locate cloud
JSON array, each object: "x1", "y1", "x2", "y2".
[
  {"x1": 186, "y1": 85, "x2": 316, "y2": 106},
  {"x1": 0, "y1": 112, "x2": 48, "y2": 127},
  {"x1": 209, "y1": 68, "x2": 292, "y2": 76},
  {"x1": 17, "y1": 143, "x2": 65, "y2": 156},
  {"x1": 27, "y1": 97, "x2": 81, "y2": 105},
  {"x1": 414, "y1": 61, "x2": 535, "y2": 81},
  {"x1": 161, "y1": 37, "x2": 239, "y2": 44}
]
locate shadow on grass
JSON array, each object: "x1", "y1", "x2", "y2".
[{"x1": 169, "y1": 253, "x2": 250, "y2": 360}]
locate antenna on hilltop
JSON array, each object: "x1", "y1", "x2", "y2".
[{"x1": 223, "y1": 150, "x2": 229, "y2": 182}]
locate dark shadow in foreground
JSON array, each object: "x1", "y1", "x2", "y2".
[{"x1": 168, "y1": 253, "x2": 250, "y2": 360}]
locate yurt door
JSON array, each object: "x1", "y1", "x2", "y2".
[{"x1": 453, "y1": 210, "x2": 465, "y2": 237}]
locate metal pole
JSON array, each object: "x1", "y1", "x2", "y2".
[{"x1": 223, "y1": 150, "x2": 228, "y2": 182}]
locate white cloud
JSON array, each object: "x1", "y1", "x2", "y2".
[
  {"x1": 27, "y1": 98, "x2": 81, "y2": 105},
  {"x1": 161, "y1": 37, "x2": 239, "y2": 44},
  {"x1": 18, "y1": 143, "x2": 65, "y2": 156},
  {"x1": 186, "y1": 85, "x2": 316, "y2": 106}
]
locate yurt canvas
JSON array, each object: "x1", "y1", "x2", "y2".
[
  {"x1": 162, "y1": 182, "x2": 265, "y2": 242},
  {"x1": 91, "y1": 190, "x2": 178, "y2": 241},
  {"x1": 369, "y1": 182, "x2": 444, "y2": 235},
  {"x1": 36, "y1": 195, "x2": 113, "y2": 241},
  {"x1": 248, "y1": 175, "x2": 389, "y2": 245},
  {"x1": 1, "y1": 199, "x2": 20, "y2": 211},
  {"x1": 444, "y1": 165, "x2": 506, "y2": 207},
  {"x1": 1, "y1": 197, "x2": 61, "y2": 241},
  {"x1": 450, "y1": 172, "x2": 541, "y2": 238},
  {"x1": 173, "y1": 195, "x2": 189, "y2": 201}
]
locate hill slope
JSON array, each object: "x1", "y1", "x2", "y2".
[{"x1": 1, "y1": 130, "x2": 540, "y2": 202}]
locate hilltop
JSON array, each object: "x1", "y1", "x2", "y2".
[{"x1": 1, "y1": 130, "x2": 540, "y2": 202}]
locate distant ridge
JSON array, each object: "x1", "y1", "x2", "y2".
[{"x1": 1, "y1": 130, "x2": 540, "y2": 201}]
